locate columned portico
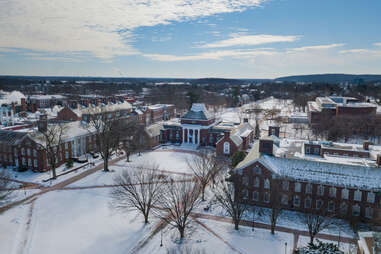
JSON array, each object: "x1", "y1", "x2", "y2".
[{"x1": 181, "y1": 127, "x2": 202, "y2": 145}]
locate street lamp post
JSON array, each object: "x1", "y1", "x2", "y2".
[{"x1": 160, "y1": 228, "x2": 163, "y2": 247}]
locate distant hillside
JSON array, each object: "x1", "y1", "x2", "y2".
[{"x1": 275, "y1": 74, "x2": 381, "y2": 84}]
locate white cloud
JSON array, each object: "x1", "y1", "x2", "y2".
[
  {"x1": 144, "y1": 49, "x2": 277, "y2": 61},
  {"x1": 0, "y1": 0, "x2": 268, "y2": 59},
  {"x1": 374, "y1": 42, "x2": 381, "y2": 47},
  {"x1": 200, "y1": 34, "x2": 299, "y2": 48},
  {"x1": 339, "y1": 49, "x2": 371, "y2": 54},
  {"x1": 27, "y1": 56, "x2": 83, "y2": 63},
  {"x1": 289, "y1": 43, "x2": 345, "y2": 52},
  {"x1": 0, "y1": 47, "x2": 19, "y2": 53}
]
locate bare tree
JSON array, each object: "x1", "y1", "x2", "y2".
[
  {"x1": 37, "y1": 123, "x2": 66, "y2": 179},
  {"x1": 86, "y1": 109, "x2": 122, "y2": 171},
  {"x1": 301, "y1": 206, "x2": 337, "y2": 245},
  {"x1": 213, "y1": 175, "x2": 249, "y2": 230},
  {"x1": 186, "y1": 151, "x2": 219, "y2": 201},
  {"x1": 110, "y1": 163, "x2": 164, "y2": 223},
  {"x1": 154, "y1": 180, "x2": 201, "y2": 239},
  {"x1": 268, "y1": 179, "x2": 284, "y2": 235},
  {"x1": 0, "y1": 169, "x2": 13, "y2": 206},
  {"x1": 166, "y1": 246, "x2": 207, "y2": 254}
]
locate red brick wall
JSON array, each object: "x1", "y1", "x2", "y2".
[
  {"x1": 216, "y1": 134, "x2": 239, "y2": 156},
  {"x1": 57, "y1": 107, "x2": 80, "y2": 121}
]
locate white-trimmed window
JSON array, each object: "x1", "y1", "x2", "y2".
[
  {"x1": 316, "y1": 199, "x2": 323, "y2": 210},
  {"x1": 33, "y1": 149, "x2": 37, "y2": 157},
  {"x1": 242, "y1": 176, "x2": 249, "y2": 186},
  {"x1": 243, "y1": 189, "x2": 248, "y2": 199},
  {"x1": 255, "y1": 165, "x2": 261, "y2": 175},
  {"x1": 293, "y1": 195, "x2": 300, "y2": 207},
  {"x1": 33, "y1": 159, "x2": 37, "y2": 168},
  {"x1": 254, "y1": 177, "x2": 260, "y2": 188},
  {"x1": 305, "y1": 197, "x2": 312, "y2": 208},
  {"x1": 317, "y1": 185, "x2": 324, "y2": 196},
  {"x1": 329, "y1": 187, "x2": 337, "y2": 198},
  {"x1": 328, "y1": 201, "x2": 335, "y2": 212},
  {"x1": 341, "y1": 189, "x2": 349, "y2": 200},
  {"x1": 306, "y1": 183, "x2": 312, "y2": 194},
  {"x1": 223, "y1": 142, "x2": 230, "y2": 155},
  {"x1": 340, "y1": 202, "x2": 348, "y2": 215},
  {"x1": 21, "y1": 148, "x2": 25, "y2": 155},
  {"x1": 352, "y1": 204, "x2": 360, "y2": 216},
  {"x1": 367, "y1": 192, "x2": 375, "y2": 203},
  {"x1": 27, "y1": 158, "x2": 31, "y2": 167},
  {"x1": 282, "y1": 181, "x2": 289, "y2": 191},
  {"x1": 365, "y1": 207, "x2": 373, "y2": 219},
  {"x1": 27, "y1": 148, "x2": 31, "y2": 156},
  {"x1": 263, "y1": 192, "x2": 270, "y2": 203},
  {"x1": 264, "y1": 179, "x2": 270, "y2": 189},
  {"x1": 252, "y1": 191, "x2": 259, "y2": 201},
  {"x1": 281, "y1": 194, "x2": 288, "y2": 205},
  {"x1": 354, "y1": 190, "x2": 362, "y2": 202},
  {"x1": 14, "y1": 150, "x2": 17, "y2": 156},
  {"x1": 294, "y1": 182, "x2": 301, "y2": 193}
]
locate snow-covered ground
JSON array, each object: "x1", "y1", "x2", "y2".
[
  {"x1": 297, "y1": 235, "x2": 357, "y2": 254},
  {"x1": 68, "y1": 150, "x2": 196, "y2": 187}
]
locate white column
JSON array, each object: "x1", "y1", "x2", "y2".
[
  {"x1": 11, "y1": 109, "x2": 14, "y2": 125},
  {"x1": 0, "y1": 108, "x2": 3, "y2": 124},
  {"x1": 192, "y1": 129, "x2": 195, "y2": 144},
  {"x1": 187, "y1": 129, "x2": 189, "y2": 143},
  {"x1": 182, "y1": 128, "x2": 185, "y2": 144}
]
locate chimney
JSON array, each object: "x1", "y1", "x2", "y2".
[
  {"x1": 21, "y1": 98, "x2": 26, "y2": 112},
  {"x1": 268, "y1": 126, "x2": 280, "y2": 138},
  {"x1": 259, "y1": 138, "x2": 274, "y2": 155},
  {"x1": 38, "y1": 114, "x2": 48, "y2": 132},
  {"x1": 363, "y1": 141, "x2": 372, "y2": 151},
  {"x1": 11, "y1": 102, "x2": 16, "y2": 114},
  {"x1": 243, "y1": 118, "x2": 249, "y2": 123}
]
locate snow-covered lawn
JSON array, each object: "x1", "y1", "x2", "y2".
[
  {"x1": 13, "y1": 188, "x2": 157, "y2": 254},
  {"x1": 69, "y1": 150, "x2": 196, "y2": 187}
]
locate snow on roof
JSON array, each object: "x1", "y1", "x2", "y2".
[
  {"x1": 0, "y1": 90, "x2": 25, "y2": 105},
  {"x1": 29, "y1": 94, "x2": 66, "y2": 100},
  {"x1": 145, "y1": 123, "x2": 163, "y2": 137},
  {"x1": 190, "y1": 103, "x2": 207, "y2": 112}
]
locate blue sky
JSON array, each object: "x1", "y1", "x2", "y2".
[{"x1": 0, "y1": 0, "x2": 380, "y2": 78}]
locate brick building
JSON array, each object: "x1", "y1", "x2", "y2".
[
  {"x1": 233, "y1": 136, "x2": 381, "y2": 226},
  {"x1": 0, "y1": 121, "x2": 97, "y2": 172},
  {"x1": 307, "y1": 96, "x2": 379, "y2": 125},
  {"x1": 160, "y1": 103, "x2": 254, "y2": 156}
]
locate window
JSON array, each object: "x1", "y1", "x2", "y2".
[
  {"x1": 294, "y1": 183, "x2": 301, "y2": 193},
  {"x1": 282, "y1": 181, "x2": 289, "y2": 191},
  {"x1": 313, "y1": 148, "x2": 320, "y2": 154},
  {"x1": 263, "y1": 192, "x2": 270, "y2": 203},
  {"x1": 253, "y1": 191, "x2": 259, "y2": 201},
  {"x1": 329, "y1": 187, "x2": 337, "y2": 198},
  {"x1": 340, "y1": 202, "x2": 348, "y2": 215},
  {"x1": 209, "y1": 135, "x2": 213, "y2": 144},
  {"x1": 367, "y1": 192, "x2": 375, "y2": 203},
  {"x1": 33, "y1": 159, "x2": 37, "y2": 168},
  {"x1": 305, "y1": 197, "x2": 312, "y2": 208},
  {"x1": 14, "y1": 150, "x2": 17, "y2": 156},
  {"x1": 254, "y1": 177, "x2": 260, "y2": 188},
  {"x1": 365, "y1": 207, "x2": 373, "y2": 219},
  {"x1": 354, "y1": 190, "x2": 362, "y2": 202},
  {"x1": 65, "y1": 151, "x2": 69, "y2": 159},
  {"x1": 264, "y1": 179, "x2": 270, "y2": 189},
  {"x1": 22, "y1": 157, "x2": 26, "y2": 166},
  {"x1": 242, "y1": 176, "x2": 249, "y2": 186},
  {"x1": 21, "y1": 148, "x2": 25, "y2": 155},
  {"x1": 255, "y1": 165, "x2": 262, "y2": 175},
  {"x1": 293, "y1": 195, "x2": 300, "y2": 207},
  {"x1": 65, "y1": 143, "x2": 68, "y2": 149},
  {"x1": 316, "y1": 199, "x2": 323, "y2": 210},
  {"x1": 317, "y1": 185, "x2": 324, "y2": 196},
  {"x1": 352, "y1": 204, "x2": 360, "y2": 216},
  {"x1": 27, "y1": 148, "x2": 31, "y2": 156},
  {"x1": 28, "y1": 159, "x2": 31, "y2": 167},
  {"x1": 341, "y1": 189, "x2": 349, "y2": 200},
  {"x1": 243, "y1": 189, "x2": 248, "y2": 199},
  {"x1": 33, "y1": 149, "x2": 37, "y2": 157},
  {"x1": 281, "y1": 194, "x2": 288, "y2": 205},
  {"x1": 328, "y1": 201, "x2": 335, "y2": 212},
  {"x1": 223, "y1": 142, "x2": 230, "y2": 155},
  {"x1": 306, "y1": 183, "x2": 312, "y2": 194},
  {"x1": 305, "y1": 146, "x2": 310, "y2": 154}
]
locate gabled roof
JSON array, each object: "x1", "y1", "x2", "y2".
[{"x1": 0, "y1": 130, "x2": 28, "y2": 145}]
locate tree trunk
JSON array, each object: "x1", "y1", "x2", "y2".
[
  {"x1": 52, "y1": 166, "x2": 57, "y2": 179},
  {"x1": 234, "y1": 220, "x2": 239, "y2": 230},
  {"x1": 144, "y1": 213, "x2": 149, "y2": 224},
  {"x1": 201, "y1": 187, "x2": 205, "y2": 201},
  {"x1": 271, "y1": 223, "x2": 275, "y2": 235},
  {"x1": 309, "y1": 235, "x2": 314, "y2": 245},
  {"x1": 104, "y1": 157, "x2": 109, "y2": 172},
  {"x1": 179, "y1": 227, "x2": 185, "y2": 238}
]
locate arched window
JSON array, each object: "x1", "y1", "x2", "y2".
[
  {"x1": 254, "y1": 177, "x2": 260, "y2": 188},
  {"x1": 223, "y1": 142, "x2": 230, "y2": 154}
]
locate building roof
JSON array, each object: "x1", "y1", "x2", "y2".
[
  {"x1": 0, "y1": 130, "x2": 28, "y2": 145},
  {"x1": 145, "y1": 123, "x2": 163, "y2": 137},
  {"x1": 236, "y1": 139, "x2": 381, "y2": 190},
  {"x1": 181, "y1": 103, "x2": 213, "y2": 121}
]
